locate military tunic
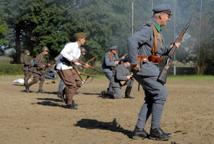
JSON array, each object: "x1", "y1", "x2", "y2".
[
  {"x1": 28, "y1": 53, "x2": 49, "y2": 92},
  {"x1": 128, "y1": 19, "x2": 171, "y2": 129},
  {"x1": 20, "y1": 53, "x2": 33, "y2": 91},
  {"x1": 102, "y1": 51, "x2": 119, "y2": 93},
  {"x1": 111, "y1": 64, "x2": 134, "y2": 99}
]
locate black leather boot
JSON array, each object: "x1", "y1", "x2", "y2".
[
  {"x1": 100, "y1": 91, "x2": 114, "y2": 99},
  {"x1": 153, "y1": 128, "x2": 171, "y2": 136},
  {"x1": 149, "y1": 128, "x2": 170, "y2": 141},
  {"x1": 124, "y1": 87, "x2": 134, "y2": 99},
  {"x1": 24, "y1": 84, "x2": 30, "y2": 93},
  {"x1": 65, "y1": 100, "x2": 78, "y2": 110},
  {"x1": 132, "y1": 127, "x2": 149, "y2": 139},
  {"x1": 37, "y1": 89, "x2": 44, "y2": 93}
]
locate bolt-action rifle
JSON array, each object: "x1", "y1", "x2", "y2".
[
  {"x1": 157, "y1": 21, "x2": 191, "y2": 84},
  {"x1": 71, "y1": 57, "x2": 100, "y2": 84},
  {"x1": 76, "y1": 59, "x2": 102, "y2": 73}
]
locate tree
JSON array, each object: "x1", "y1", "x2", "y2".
[
  {"x1": 1, "y1": 0, "x2": 214, "y2": 72},
  {"x1": 0, "y1": 18, "x2": 8, "y2": 45}
]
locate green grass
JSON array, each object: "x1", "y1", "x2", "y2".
[
  {"x1": 93, "y1": 75, "x2": 214, "y2": 80},
  {"x1": 0, "y1": 56, "x2": 12, "y2": 64},
  {"x1": 168, "y1": 75, "x2": 214, "y2": 80},
  {"x1": 0, "y1": 64, "x2": 23, "y2": 75},
  {"x1": 85, "y1": 74, "x2": 214, "y2": 80}
]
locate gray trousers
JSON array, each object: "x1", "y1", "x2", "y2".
[
  {"x1": 134, "y1": 74, "x2": 168, "y2": 129},
  {"x1": 58, "y1": 79, "x2": 65, "y2": 96},
  {"x1": 103, "y1": 69, "x2": 113, "y2": 93},
  {"x1": 112, "y1": 79, "x2": 134, "y2": 99}
]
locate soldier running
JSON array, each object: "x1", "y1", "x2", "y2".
[
  {"x1": 20, "y1": 49, "x2": 33, "y2": 92},
  {"x1": 128, "y1": 3, "x2": 181, "y2": 141},
  {"x1": 55, "y1": 32, "x2": 89, "y2": 110},
  {"x1": 27, "y1": 46, "x2": 50, "y2": 93}
]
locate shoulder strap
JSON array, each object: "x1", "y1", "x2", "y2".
[
  {"x1": 151, "y1": 24, "x2": 163, "y2": 56},
  {"x1": 151, "y1": 24, "x2": 158, "y2": 56}
]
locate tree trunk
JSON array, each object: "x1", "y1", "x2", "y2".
[{"x1": 14, "y1": 24, "x2": 21, "y2": 63}]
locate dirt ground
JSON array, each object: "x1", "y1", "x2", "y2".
[{"x1": 0, "y1": 75, "x2": 214, "y2": 144}]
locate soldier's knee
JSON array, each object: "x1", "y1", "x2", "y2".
[
  {"x1": 32, "y1": 78, "x2": 39, "y2": 83},
  {"x1": 112, "y1": 87, "x2": 121, "y2": 99},
  {"x1": 153, "y1": 88, "x2": 168, "y2": 104},
  {"x1": 76, "y1": 80, "x2": 82, "y2": 87},
  {"x1": 113, "y1": 94, "x2": 122, "y2": 99},
  {"x1": 155, "y1": 97, "x2": 166, "y2": 104}
]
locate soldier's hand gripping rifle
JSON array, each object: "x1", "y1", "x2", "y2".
[
  {"x1": 157, "y1": 21, "x2": 191, "y2": 84},
  {"x1": 72, "y1": 58, "x2": 100, "y2": 84},
  {"x1": 114, "y1": 53, "x2": 128, "y2": 64},
  {"x1": 71, "y1": 62, "x2": 93, "y2": 84}
]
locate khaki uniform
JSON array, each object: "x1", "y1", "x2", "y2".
[
  {"x1": 28, "y1": 53, "x2": 49, "y2": 92},
  {"x1": 20, "y1": 53, "x2": 33, "y2": 91}
]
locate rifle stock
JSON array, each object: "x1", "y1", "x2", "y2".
[
  {"x1": 157, "y1": 59, "x2": 171, "y2": 84},
  {"x1": 157, "y1": 21, "x2": 191, "y2": 84}
]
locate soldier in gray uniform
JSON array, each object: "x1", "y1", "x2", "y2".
[
  {"x1": 110, "y1": 57, "x2": 134, "y2": 99},
  {"x1": 127, "y1": 3, "x2": 181, "y2": 141},
  {"x1": 101, "y1": 45, "x2": 120, "y2": 95}
]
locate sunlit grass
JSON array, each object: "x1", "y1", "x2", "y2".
[
  {"x1": 0, "y1": 56, "x2": 12, "y2": 64},
  {"x1": 168, "y1": 75, "x2": 214, "y2": 80},
  {"x1": 88, "y1": 74, "x2": 214, "y2": 80}
]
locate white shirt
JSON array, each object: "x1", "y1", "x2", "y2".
[{"x1": 56, "y1": 42, "x2": 81, "y2": 70}]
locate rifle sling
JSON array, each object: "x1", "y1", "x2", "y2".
[
  {"x1": 136, "y1": 25, "x2": 163, "y2": 64},
  {"x1": 151, "y1": 24, "x2": 163, "y2": 56}
]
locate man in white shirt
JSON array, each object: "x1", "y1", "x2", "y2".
[{"x1": 55, "y1": 32, "x2": 88, "y2": 109}]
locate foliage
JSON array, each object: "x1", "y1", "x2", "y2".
[
  {"x1": 0, "y1": 18, "x2": 8, "y2": 45},
  {"x1": 0, "y1": 0, "x2": 214, "y2": 74}
]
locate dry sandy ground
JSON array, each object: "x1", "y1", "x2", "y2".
[{"x1": 0, "y1": 75, "x2": 214, "y2": 144}]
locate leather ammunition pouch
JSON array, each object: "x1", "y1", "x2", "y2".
[
  {"x1": 137, "y1": 55, "x2": 148, "y2": 62},
  {"x1": 136, "y1": 24, "x2": 163, "y2": 64},
  {"x1": 148, "y1": 55, "x2": 162, "y2": 63},
  {"x1": 137, "y1": 55, "x2": 162, "y2": 64}
]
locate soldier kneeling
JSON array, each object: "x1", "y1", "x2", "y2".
[{"x1": 101, "y1": 57, "x2": 134, "y2": 99}]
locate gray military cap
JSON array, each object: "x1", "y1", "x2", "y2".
[
  {"x1": 152, "y1": 3, "x2": 172, "y2": 15},
  {"x1": 109, "y1": 45, "x2": 118, "y2": 50}
]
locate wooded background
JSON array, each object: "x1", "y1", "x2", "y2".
[{"x1": 0, "y1": 0, "x2": 213, "y2": 74}]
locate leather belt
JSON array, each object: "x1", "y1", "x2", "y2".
[{"x1": 137, "y1": 55, "x2": 162, "y2": 64}]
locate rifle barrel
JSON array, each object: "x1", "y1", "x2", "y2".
[{"x1": 157, "y1": 21, "x2": 191, "y2": 84}]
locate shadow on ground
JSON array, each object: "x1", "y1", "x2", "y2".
[
  {"x1": 34, "y1": 97, "x2": 65, "y2": 108},
  {"x1": 81, "y1": 92, "x2": 101, "y2": 96},
  {"x1": 20, "y1": 90, "x2": 58, "y2": 95},
  {"x1": 75, "y1": 118, "x2": 132, "y2": 138}
]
